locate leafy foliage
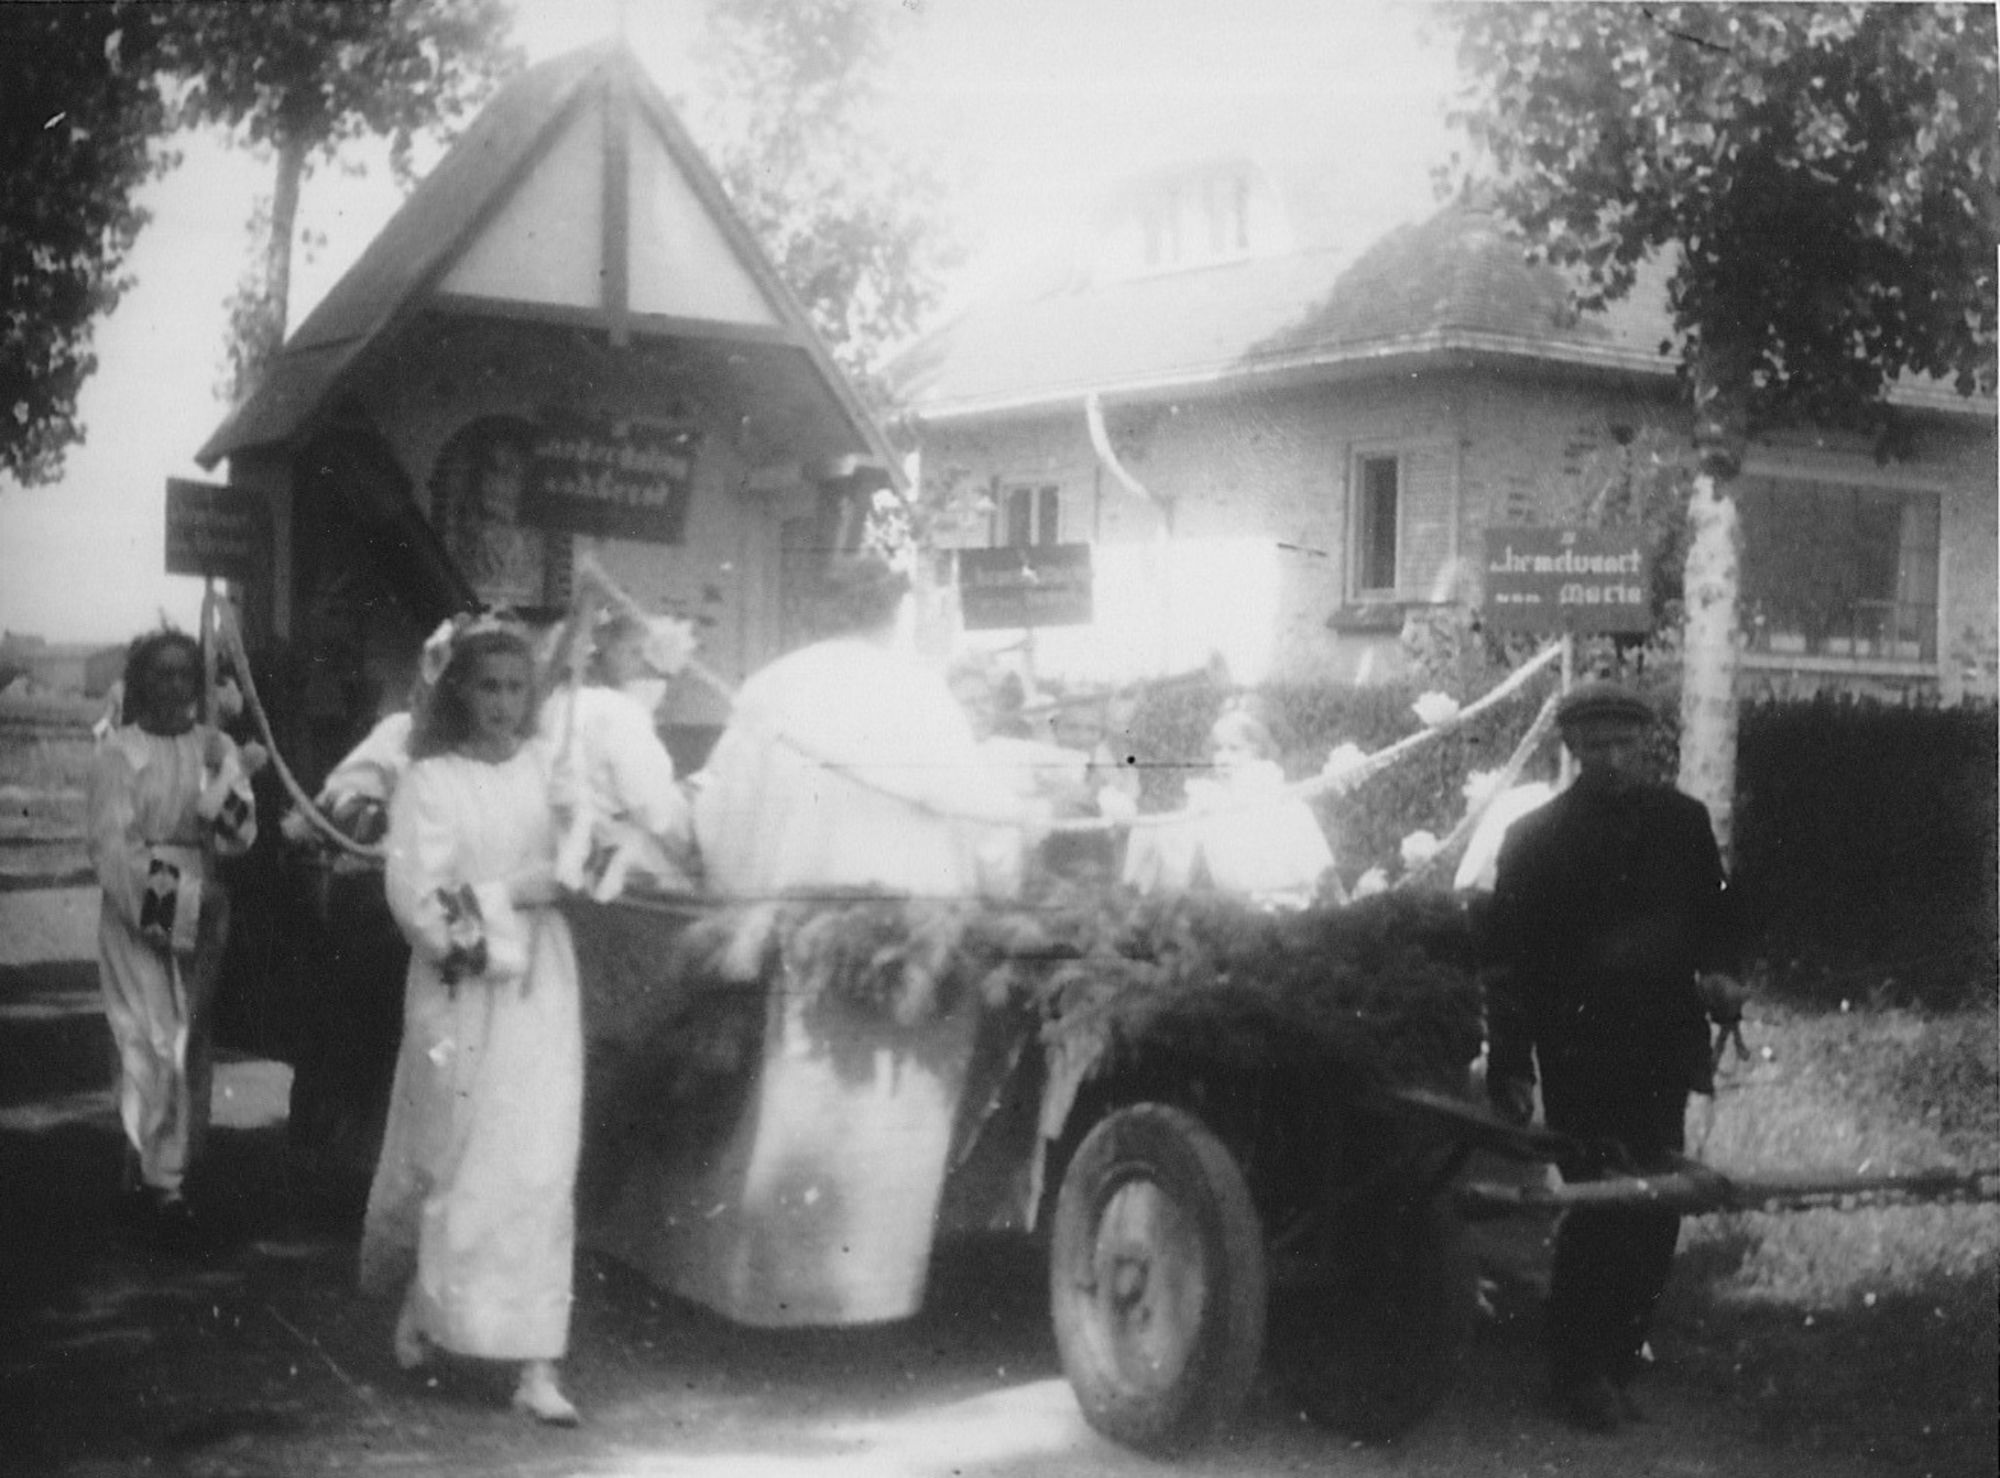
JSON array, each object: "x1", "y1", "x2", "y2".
[
  {"x1": 0, "y1": 3, "x2": 174, "y2": 485},
  {"x1": 0, "y1": 1, "x2": 520, "y2": 466},
  {"x1": 660, "y1": 886, "x2": 1485, "y2": 1096},
  {"x1": 1446, "y1": 2, "x2": 1998, "y2": 444},
  {"x1": 156, "y1": 0, "x2": 521, "y2": 401},
  {"x1": 688, "y1": 0, "x2": 961, "y2": 402}
]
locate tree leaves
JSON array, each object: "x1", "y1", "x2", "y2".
[
  {"x1": 155, "y1": 0, "x2": 521, "y2": 403},
  {"x1": 687, "y1": 0, "x2": 960, "y2": 404},
  {"x1": 1446, "y1": 1, "x2": 1998, "y2": 439},
  {"x1": 0, "y1": 2, "x2": 173, "y2": 485}
]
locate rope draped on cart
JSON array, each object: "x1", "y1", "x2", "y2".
[
  {"x1": 205, "y1": 550, "x2": 1568, "y2": 881},
  {"x1": 564, "y1": 556, "x2": 1573, "y2": 858},
  {"x1": 207, "y1": 591, "x2": 383, "y2": 863}
]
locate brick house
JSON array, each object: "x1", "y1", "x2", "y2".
[{"x1": 888, "y1": 158, "x2": 1997, "y2": 701}]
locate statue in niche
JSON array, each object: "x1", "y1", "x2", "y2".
[{"x1": 432, "y1": 418, "x2": 550, "y2": 611}]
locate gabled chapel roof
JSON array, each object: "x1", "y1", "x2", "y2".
[{"x1": 199, "y1": 40, "x2": 893, "y2": 480}]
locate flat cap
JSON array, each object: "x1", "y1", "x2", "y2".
[{"x1": 1556, "y1": 680, "x2": 1655, "y2": 729}]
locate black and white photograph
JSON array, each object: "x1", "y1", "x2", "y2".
[{"x1": 1, "y1": 2, "x2": 1995, "y2": 1474}]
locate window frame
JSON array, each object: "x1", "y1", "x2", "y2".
[
  {"x1": 995, "y1": 481, "x2": 1063, "y2": 549},
  {"x1": 1735, "y1": 462, "x2": 1944, "y2": 673},
  {"x1": 1348, "y1": 449, "x2": 1404, "y2": 600}
]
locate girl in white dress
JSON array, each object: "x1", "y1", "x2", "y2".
[
  {"x1": 357, "y1": 618, "x2": 583, "y2": 1425},
  {"x1": 1124, "y1": 707, "x2": 1340, "y2": 910},
  {"x1": 87, "y1": 630, "x2": 258, "y2": 1240}
]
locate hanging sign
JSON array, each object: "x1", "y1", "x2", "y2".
[
  {"x1": 959, "y1": 544, "x2": 1094, "y2": 630},
  {"x1": 164, "y1": 478, "x2": 267, "y2": 583},
  {"x1": 526, "y1": 415, "x2": 697, "y2": 544},
  {"x1": 1482, "y1": 526, "x2": 1653, "y2": 634}
]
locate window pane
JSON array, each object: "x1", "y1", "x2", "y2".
[
  {"x1": 1357, "y1": 456, "x2": 1399, "y2": 593},
  {"x1": 1004, "y1": 486, "x2": 1033, "y2": 548},
  {"x1": 1740, "y1": 476, "x2": 1938, "y2": 661},
  {"x1": 1036, "y1": 485, "x2": 1061, "y2": 546}
]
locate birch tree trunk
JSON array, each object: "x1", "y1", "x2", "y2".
[
  {"x1": 1678, "y1": 342, "x2": 1750, "y2": 863},
  {"x1": 264, "y1": 130, "x2": 306, "y2": 346}
]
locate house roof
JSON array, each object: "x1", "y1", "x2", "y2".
[
  {"x1": 198, "y1": 41, "x2": 895, "y2": 481},
  {"x1": 889, "y1": 205, "x2": 1984, "y2": 423}
]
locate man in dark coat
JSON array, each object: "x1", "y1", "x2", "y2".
[{"x1": 1483, "y1": 680, "x2": 1747, "y2": 1432}]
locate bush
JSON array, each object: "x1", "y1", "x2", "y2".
[{"x1": 1734, "y1": 698, "x2": 1998, "y2": 1011}]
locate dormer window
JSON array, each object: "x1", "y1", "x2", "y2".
[{"x1": 1099, "y1": 160, "x2": 1276, "y2": 282}]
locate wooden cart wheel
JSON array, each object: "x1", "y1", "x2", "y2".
[
  {"x1": 1049, "y1": 1103, "x2": 1267, "y2": 1455},
  {"x1": 1273, "y1": 1192, "x2": 1477, "y2": 1443}
]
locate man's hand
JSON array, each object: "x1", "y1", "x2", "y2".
[{"x1": 1488, "y1": 1072, "x2": 1537, "y2": 1128}]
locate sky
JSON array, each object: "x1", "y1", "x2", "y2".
[{"x1": 0, "y1": 0, "x2": 1458, "y2": 645}]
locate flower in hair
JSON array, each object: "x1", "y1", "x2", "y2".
[{"x1": 419, "y1": 609, "x2": 520, "y2": 685}]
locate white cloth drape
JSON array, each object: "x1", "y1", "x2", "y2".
[{"x1": 692, "y1": 638, "x2": 1026, "y2": 900}]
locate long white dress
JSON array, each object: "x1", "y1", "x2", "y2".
[
  {"x1": 86, "y1": 725, "x2": 257, "y2": 1193},
  {"x1": 358, "y1": 744, "x2": 581, "y2": 1362}
]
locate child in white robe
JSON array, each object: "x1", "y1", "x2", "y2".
[
  {"x1": 1124, "y1": 707, "x2": 1338, "y2": 910},
  {"x1": 542, "y1": 613, "x2": 696, "y2": 900},
  {"x1": 87, "y1": 630, "x2": 257, "y2": 1238},
  {"x1": 357, "y1": 619, "x2": 584, "y2": 1426}
]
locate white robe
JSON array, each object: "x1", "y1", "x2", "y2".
[
  {"x1": 539, "y1": 685, "x2": 692, "y2": 897},
  {"x1": 319, "y1": 710, "x2": 415, "y2": 809},
  {"x1": 358, "y1": 744, "x2": 580, "y2": 1361},
  {"x1": 692, "y1": 637, "x2": 1026, "y2": 900},
  {"x1": 86, "y1": 725, "x2": 257, "y2": 1193},
  {"x1": 1124, "y1": 760, "x2": 1335, "y2": 910}
]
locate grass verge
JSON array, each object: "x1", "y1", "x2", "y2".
[{"x1": 1661, "y1": 1005, "x2": 1999, "y2": 1478}]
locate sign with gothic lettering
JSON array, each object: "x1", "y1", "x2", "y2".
[
  {"x1": 525, "y1": 416, "x2": 697, "y2": 544},
  {"x1": 959, "y1": 544, "x2": 1094, "y2": 629},
  {"x1": 164, "y1": 478, "x2": 267, "y2": 582},
  {"x1": 1482, "y1": 526, "x2": 1653, "y2": 634}
]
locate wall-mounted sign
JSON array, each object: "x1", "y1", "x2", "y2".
[
  {"x1": 959, "y1": 543, "x2": 1094, "y2": 630},
  {"x1": 164, "y1": 478, "x2": 267, "y2": 583},
  {"x1": 526, "y1": 415, "x2": 697, "y2": 544},
  {"x1": 1482, "y1": 526, "x2": 1653, "y2": 634}
]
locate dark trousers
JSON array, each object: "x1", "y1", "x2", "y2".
[
  {"x1": 1546, "y1": 1203, "x2": 1681, "y2": 1389},
  {"x1": 1540, "y1": 1061, "x2": 1690, "y2": 1392}
]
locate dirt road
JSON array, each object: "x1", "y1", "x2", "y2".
[{"x1": 0, "y1": 887, "x2": 1911, "y2": 1478}]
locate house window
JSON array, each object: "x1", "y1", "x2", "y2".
[
  {"x1": 1738, "y1": 474, "x2": 1940, "y2": 663},
  {"x1": 1352, "y1": 454, "x2": 1401, "y2": 596},
  {"x1": 999, "y1": 483, "x2": 1061, "y2": 548}
]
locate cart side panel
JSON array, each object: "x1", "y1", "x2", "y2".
[{"x1": 574, "y1": 900, "x2": 982, "y2": 1326}]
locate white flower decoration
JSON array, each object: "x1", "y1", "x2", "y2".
[
  {"x1": 1351, "y1": 866, "x2": 1391, "y2": 900},
  {"x1": 1411, "y1": 691, "x2": 1461, "y2": 727},
  {"x1": 1322, "y1": 742, "x2": 1368, "y2": 779},
  {"x1": 1461, "y1": 768, "x2": 1506, "y2": 807},
  {"x1": 642, "y1": 616, "x2": 699, "y2": 676},
  {"x1": 1400, "y1": 830, "x2": 1441, "y2": 869}
]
